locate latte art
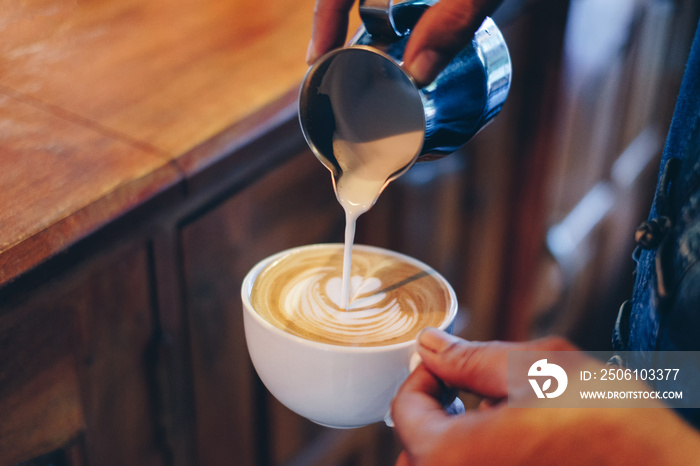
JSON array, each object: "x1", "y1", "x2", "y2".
[{"x1": 250, "y1": 245, "x2": 451, "y2": 347}]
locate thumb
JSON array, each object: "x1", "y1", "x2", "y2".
[
  {"x1": 416, "y1": 328, "x2": 511, "y2": 398},
  {"x1": 416, "y1": 329, "x2": 575, "y2": 399}
]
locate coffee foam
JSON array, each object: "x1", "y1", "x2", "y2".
[{"x1": 250, "y1": 245, "x2": 451, "y2": 347}]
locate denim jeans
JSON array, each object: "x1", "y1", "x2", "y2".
[{"x1": 612, "y1": 21, "x2": 700, "y2": 426}]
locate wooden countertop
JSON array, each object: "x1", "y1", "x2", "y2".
[{"x1": 0, "y1": 0, "x2": 359, "y2": 284}]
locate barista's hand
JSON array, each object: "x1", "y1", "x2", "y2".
[
  {"x1": 391, "y1": 329, "x2": 700, "y2": 465},
  {"x1": 306, "y1": 0, "x2": 504, "y2": 86}
]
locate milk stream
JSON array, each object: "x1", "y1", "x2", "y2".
[
  {"x1": 317, "y1": 53, "x2": 425, "y2": 310},
  {"x1": 333, "y1": 131, "x2": 423, "y2": 309}
]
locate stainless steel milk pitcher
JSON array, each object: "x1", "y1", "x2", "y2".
[{"x1": 299, "y1": 0, "x2": 512, "y2": 182}]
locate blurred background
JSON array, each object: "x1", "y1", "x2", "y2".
[{"x1": 1, "y1": 0, "x2": 699, "y2": 465}]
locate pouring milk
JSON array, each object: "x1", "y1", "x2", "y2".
[{"x1": 318, "y1": 52, "x2": 425, "y2": 309}]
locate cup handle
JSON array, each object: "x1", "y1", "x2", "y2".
[{"x1": 359, "y1": 0, "x2": 407, "y2": 40}]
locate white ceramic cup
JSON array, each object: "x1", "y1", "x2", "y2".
[{"x1": 241, "y1": 243, "x2": 458, "y2": 429}]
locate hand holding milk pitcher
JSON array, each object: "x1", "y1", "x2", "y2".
[
  {"x1": 300, "y1": 0, "x2": 512, "y2": 209},
  {"x1": 242, "y1": 0, "x2": 511, "y2": 429}
]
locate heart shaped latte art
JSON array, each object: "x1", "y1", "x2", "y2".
[
  {"x1": 250, "y1": 246, "x2": 450, "y2": 346},
  {"x1": 325, "y1": 276, "x2": 386, "y2": 310}
]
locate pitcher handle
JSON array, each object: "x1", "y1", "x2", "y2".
[{"x1": 359, "y1": 0, "x2": 407, "y2": 40}]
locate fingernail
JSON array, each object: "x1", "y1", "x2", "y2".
[
  {"x1": 306, "y1": 40, "x2": 317, "y2": 65},
  {"x1": 406, "y1": 49, "x2": 441, "y2": 87},
  {"x1": 418, "y1": 327, "x2": 460, "y2": 353}
]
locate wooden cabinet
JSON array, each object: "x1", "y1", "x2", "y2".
[{"x1": 0, "y1": 242, "x2": 168, "y2": 466}]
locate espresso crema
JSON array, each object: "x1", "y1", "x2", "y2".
[{"x1": 250, "y1": 245, "x2": 452, "y2": 347}]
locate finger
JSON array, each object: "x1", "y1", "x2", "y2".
[
  {"x1": 391, "y1": 364, "x2": 453, "y2": 458},
  {"x1": 395, "y1": 451, "x2": 413, "y2": 466},
  {"x1": 416, "y1": 328, "x2": 511, "y2": 398},
  {"x1": 307, "y1": 0, "x2": 357, "y2": 64},
  {"x1": 403, "y1": 0, "x2": 502, "y2": 86},
  {"x1": 417, "y1": 329, "x2": 575, "y2": 398}
]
